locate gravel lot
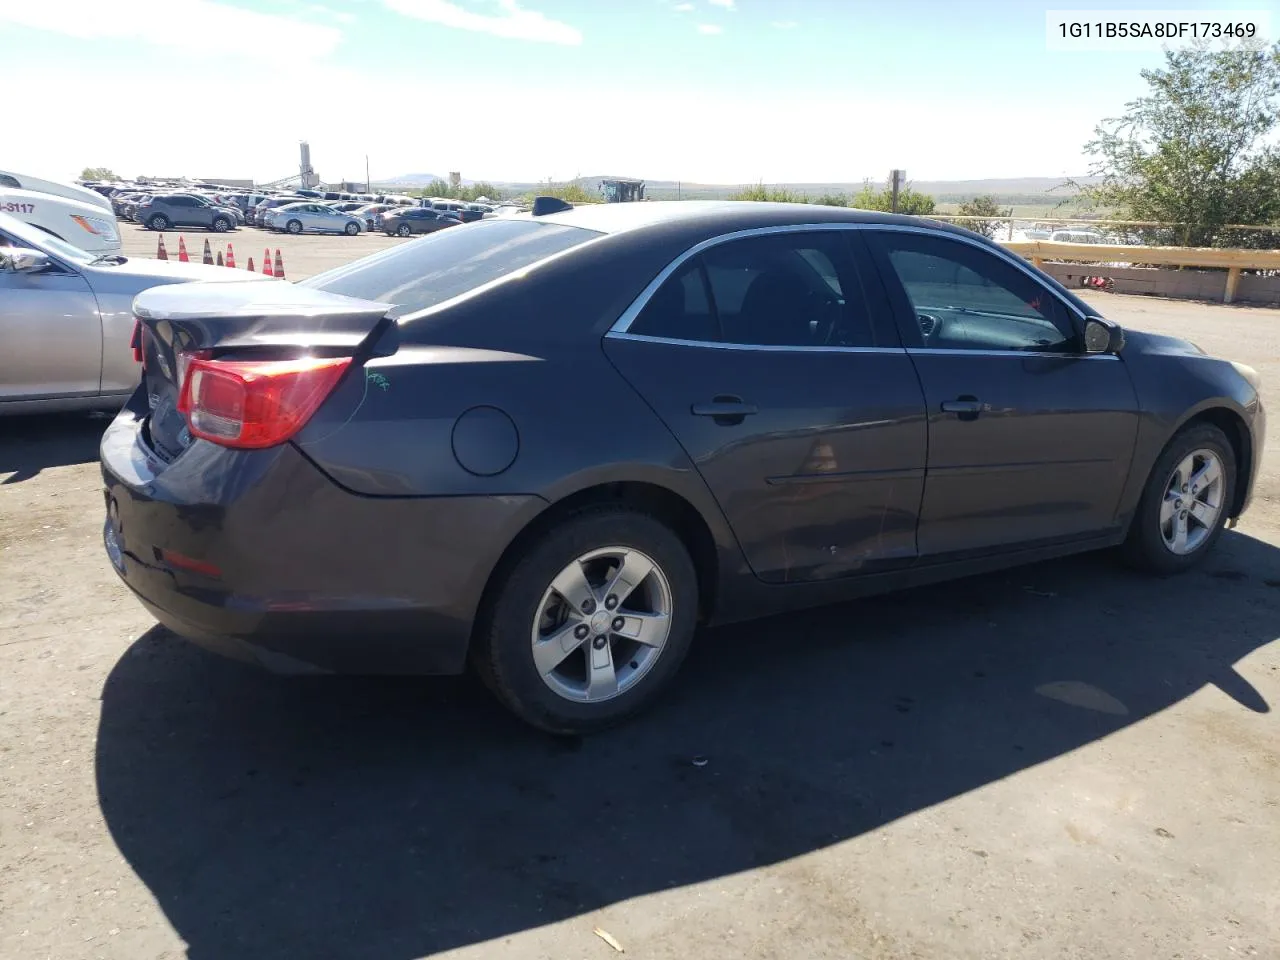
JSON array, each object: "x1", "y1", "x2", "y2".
[
  {"x1": 119, "y1": 220, "x2": 408, "y2": 279},
  {"x1": 2, "y1": 246, "x2": 1278, "y2": 960}
]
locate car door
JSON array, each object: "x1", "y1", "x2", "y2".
[
  {"x1": 604, "y1": 228, "x2": 928, "y2": 583},
  {"x1": 169, "y1": 196, "x2": 200, "y2": 228},
  {"x1": 0, "y1": 235, "x2": 103, "y2": 401},
  {"x1": 864, "y1": 228, "x2": 1140, "y2": 557}
]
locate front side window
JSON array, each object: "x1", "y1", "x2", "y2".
[
  {"x1": 628, "y1": 231, "x2": 873, "y2": 348},
  {"x1": 871, "y1": 232, "x2": 1075, "y2": 353}
]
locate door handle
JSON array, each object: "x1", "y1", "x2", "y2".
[
  {"x1": 940, "y1": 396, "x2": 985, "y2": 421},
  {"x1": 692, "y1": 395, "x2": 758, "y2": 425}
]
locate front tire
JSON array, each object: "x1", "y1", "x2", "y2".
[
  {"x1": 396, "y1": 223, "x2": 412, "y2": 237},
  {"x1": 1124, "y1": 423, "x2": 1235, "y2": 574},
  {"x1": 212, "y1": 217, "x2": 230, "y2": 233},
  {"x1": 345, "y1": 222, "x2": 359, "y2": 236},
  {"x1": 286, "y1": 219, "x2": 303, "y2": 235},
  {"x1": 473, "y1": 507, "x2": 699, "y2": 734}
]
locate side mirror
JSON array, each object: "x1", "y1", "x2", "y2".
[
  {"x1": 1083, "y1": 316, "x2": 1125, "y2": 354},
  {"x1": 0, "y1": 247, "x2": 52, "y2": 274}
]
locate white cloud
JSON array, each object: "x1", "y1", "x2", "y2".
[
  {"x1": 383, "y1": 0, "x2": 582, "y2": 45},
  {"x1": 673, "y1": 2, "x2": 694, "y2": 10},
  {"x1": 708, "y1": 0, "x2": 735, "y2": 8},
  {"x1": 696, "y1": 23, "x2": 723, "y2": 34},
  {"x1": 304, "y1": 3, "x2": 358, "y2": 25},
  {"x1": 0, "y1": 0, "x2": 344, "y2": 57},
  {"x1": 771, "y1": 20, "x2": 798, "y2": 29}
]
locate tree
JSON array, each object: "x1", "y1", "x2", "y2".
[
  {"x1": 80, "y1": 167, "x2": 118, "y2": 181},
  {"x1": 955, "y1": 194, "x2": 1011, "y2": 238},
  {"x1": 727, "y1": 182, "x2": 804, "y2": 202},
  {"x1": 411, "y1": 179, "x2": 504, "y2": 202},
  {"x1": 849, "y1": 179, "x2": 936, "y2": 215},
  {"x1": 1082, "y1": 40, "x2": 1280, "y2": 246}
]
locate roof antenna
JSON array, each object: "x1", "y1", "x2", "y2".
[{"x1": 531, "y1": 195, "x2": 574, "y2": 216}]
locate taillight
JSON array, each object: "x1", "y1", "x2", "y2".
[
  {"x1": 129, "y1": 319, "x2": 143, "y2": 364},
  {"x1": 176, "y1": 355, "x2": 352, "y2": 449}
]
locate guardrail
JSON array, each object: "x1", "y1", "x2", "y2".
[
  {"x1": 935, "y1": 215, "x2": 1280, "y2": 234},
  {"x1": 998, "y1": 240, "x2": 1280, "y2": 304}
]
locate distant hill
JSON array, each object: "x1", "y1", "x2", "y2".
[
  {"x1": 381, "y1": 173, "x2": 1101, "y2": 207},
  {"x1": 384, "y1": 172, "x2": 449, "y2": 186}
]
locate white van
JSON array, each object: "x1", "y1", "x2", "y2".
[
  {"x1": 0, "y1": 170, "x2": 113, "y2": 213},
  {"x1": 0, "y1": 186, "x2": 122, "y2": 255}
]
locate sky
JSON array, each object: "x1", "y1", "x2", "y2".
[{"x1": 0, "y1": 0, "x2": 1266, "y2": 185}]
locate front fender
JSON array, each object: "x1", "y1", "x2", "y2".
[{"x1": 1115, "y1": 351, "x2": 1262, "y2": 523}]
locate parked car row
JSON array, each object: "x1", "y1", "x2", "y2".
[{"x1": 81, "y1": 178, "x2": 508, "y2": 242}]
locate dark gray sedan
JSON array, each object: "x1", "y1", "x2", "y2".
[
  {"x1": 382, "y1": 207, "x2": 461, "y2": 236},
  {"x1": 102, "y1": 201, "x2": 1264, "y2": 733}
]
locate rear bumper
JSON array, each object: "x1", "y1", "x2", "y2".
[{"x1": 100, "y1": 391, "x2": 546, "y2": 675}]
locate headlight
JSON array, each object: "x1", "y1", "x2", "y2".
[
  {"x1": 1230, "y1": 361, "x2": 1262, "y2": 390},
  {"x1": 71, "y1": 215, "x2": 119, "y2": 240}
]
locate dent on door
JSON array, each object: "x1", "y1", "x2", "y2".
[{"x1": 606, "y1": 336, "x2": 928, "y2": 583}]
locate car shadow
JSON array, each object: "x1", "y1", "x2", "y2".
[
  {"x1": 95, "y1": 532, "x2": 1278, "y2": 960},
  {"x1": 0, "y1": 412, "x2": 108, "y2": 484}
]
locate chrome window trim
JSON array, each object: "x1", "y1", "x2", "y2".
[
  {"x1": 606, "y1": 220, "x2": 1090, "y2": 344},
  {"x1": 906, "y1": 348, "x2": 1119, "y2": 361},
  {"x1": 608, "y1": 223, "x2": 862, "y2": 337},
  {"x1": 607, "y1": 331, "x2": 907, "y2": 355}
]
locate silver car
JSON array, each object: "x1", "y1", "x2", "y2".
[
  {"x1": 263, "y1": 202, "x2": 363, "y2": 236},
  {"x1": 0, "y1": 212, "x2": 251, "y2": 413}
]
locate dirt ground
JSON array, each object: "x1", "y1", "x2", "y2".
[
  {"x1": 118, "y1": 220, "x2": 408, "y2": 280},
  {"x1": 2, "y1": 260, "x2": 1278, "y2": 959}
]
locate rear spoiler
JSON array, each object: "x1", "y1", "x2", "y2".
[{"x1": 133, "y1": 279, "x2": 392, "y2": 351}]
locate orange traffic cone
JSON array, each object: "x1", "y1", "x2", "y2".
[
  {"x1": 202, "y1": 239, "x2": 213, "y2": 265},
  {"x1": 216, "y1": 251, "x2": 224, "y2": 267},
  {"x1": 262, "y1": 248, "x2": 273, "y2": 277},
  {"x1": 156, "y1": 235, "x2": 168, "y2": 260},
  {"x1": 177, "y1": 237, "x2": 189, "y2": 263},
  {"x1": 274, "y1": 249, "x2": 285, "y2": 280},
  {"x1": 225, "y1": 244, "x2": 236, "y2": 269},
  {"x1": 246, "y1": 257, "x2": 255, "y2": 273}
]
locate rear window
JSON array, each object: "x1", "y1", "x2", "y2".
[{"x1": 299, "y1": 219, "x2": 602, "y2": 318}]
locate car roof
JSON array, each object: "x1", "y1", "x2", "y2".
[{"x1": 529, "y1": 199, "x2": 975, "y2": 237}]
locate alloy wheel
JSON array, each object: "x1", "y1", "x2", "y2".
[
  {"x1": 531, "y1": 546, "x2": 673, "y2": 703},
  {"x1": 1160, "y1": 448, "x2": 1224, "y2": 555}
]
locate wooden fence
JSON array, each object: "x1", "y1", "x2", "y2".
[{"x1": 999, "y1": 240, "x2": 1280, "y2": 304}]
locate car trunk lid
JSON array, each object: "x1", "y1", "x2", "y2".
[{"x1": 133, "y1": 279, "x2": 392, "y2": 462}]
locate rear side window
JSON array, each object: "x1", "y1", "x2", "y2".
[
  {"x1": 300, "y1": 219, "x2": 602, "y2": 317},
  {"x1": 629, "y1": 231, "x2": 875, "y2": 348}
]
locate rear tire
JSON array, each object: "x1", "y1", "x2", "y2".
[
  {"x1": 472, "y1": 507, "x2": 699, "y2": 735},
  {"x1": 1123, "y1": 423, "x2": 1235, "y2": 574},
  {"x1": 147, "y1": 214, "x2": 169, "y2": 231}
]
